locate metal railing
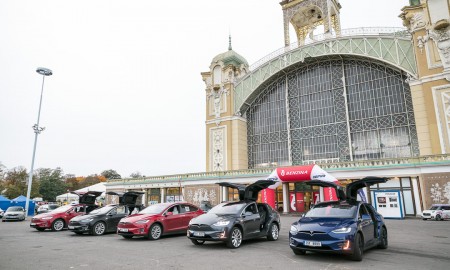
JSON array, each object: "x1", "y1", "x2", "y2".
[
  {"x1": 106, "y1": 154, "x2": 450, "y2": 185},
  {"x1": 249, "y1": 27, "x2": 410, "y2": 71}
]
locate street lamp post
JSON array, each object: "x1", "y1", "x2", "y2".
[{"x1": 25, "y1": 67, "x2": 53, "y2": 218}]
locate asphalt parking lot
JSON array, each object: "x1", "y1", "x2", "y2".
[{"x1": 0, "y1": 216, "x2": 449, "y2": 270}]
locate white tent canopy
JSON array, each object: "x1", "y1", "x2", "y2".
[
  {"x1": 55, "y1": 183, "x2": 106, "y2": 203},
  {"x1": 55, "y1": 192, "x2": 79, "y2": 203},
  {"x1": 74, "y1": 182, "x2": 106, "y2": 193}
]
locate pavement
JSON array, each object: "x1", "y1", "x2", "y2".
[{"x1": 0, "y1": 216, "x2": 449, "y2": 270}]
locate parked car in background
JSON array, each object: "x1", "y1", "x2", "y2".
[
  {"x1": 289, "y1": 177, "x2": 389, "y2": 261},
  {"x1": 187, "y1": 180, "x2": 281, "y2": 249},
  {"x1": 0, "y1": 208, "x2": 4, "y2": 218},
  {"x1": 117, "y1": 202, "x2": 204, "y2": 240},
  {"x1": 68, "y1": 191, "x2": 144, "y2": 236},
  {"x1": 422, "y1": 204, "x2": 450, "y2": 221},
  {"x1": 37, "y1": 204, "x2": 59, "y2": 214},
  {"x1": 30, "y1": 191, "x2": 101, "y2": 231},
  {"x1": 2, "y1": 206, "x2": 26, "y2": 222}
]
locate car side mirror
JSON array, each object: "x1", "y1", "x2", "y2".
[{"x1": 165, "y1": 212, "x2": 173, "y2": 216}]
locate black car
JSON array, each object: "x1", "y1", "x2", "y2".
[
  {"x1": 68, "y1": 191, "x2": 143, "y2": 236},
  {"x1": 187, "y1": 180, "x2": 281, "y2": 248},
  {"x1": 289, "y1": 177, "x2": 389, "y2": 261}
]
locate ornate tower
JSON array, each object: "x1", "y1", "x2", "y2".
[
  {"x1": 280, "y1": 0, "x2": 342, "y2": 46},
  {"x1": 202, "y1": 37, "x2": 249, "y2": 172},
  {"x1": 400, "y1": 0, "x2": 450, "y2": 154}
]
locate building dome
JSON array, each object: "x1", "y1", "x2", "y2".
[{"x1": 211, "y1": 36, "x2": 248, "y2": 67}]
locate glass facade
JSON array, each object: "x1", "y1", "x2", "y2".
[{"x1": 246, "y1": 58, "x2": 419, "y2": 168}]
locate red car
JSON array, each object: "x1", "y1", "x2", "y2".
[
  {"x1": 30, "y1": 191, "x2": 101, "y2": 231},
  {"x1": 117, "y1": 202, "x2": 204, "y2": 240}
]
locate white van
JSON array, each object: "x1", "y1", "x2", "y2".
[{"x1": 422, "y1": 204, "x2": 450, "y2": 221}]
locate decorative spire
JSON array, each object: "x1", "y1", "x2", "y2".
[{"x1": 228, "y1": 34, "x2": 232, "y2": 51}]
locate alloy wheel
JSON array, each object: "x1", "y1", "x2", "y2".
[
  {"x1": 94, "y1": 222, "x2": 106, "y2": 235},
  {"x1": 52, "y1": 219, "x2": 64, "y2": 231},
  {"x1": 271, "y1": 224, "x2": 279, "y2": 240},
  {"x1": 231, "y1": 228, "x2": 242, "y2": 248},
  {"x1": 151, "y1": 224, "x2": 162, "y2": 239}
]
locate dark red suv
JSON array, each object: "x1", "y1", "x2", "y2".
[
  {"x1": 117, "y1": 202, "x2": 203, "y2": 240},
  {"x1": 30, "y1": 191, "x2": 101, "y2": 231}
]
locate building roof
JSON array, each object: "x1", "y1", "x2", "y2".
[{"x1": 211, "y1": 36, "x2": 248, "y2": 67}]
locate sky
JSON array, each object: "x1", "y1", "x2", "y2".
[{"x1": 0, "y1": 0, "x2": 407, "y2": 178}]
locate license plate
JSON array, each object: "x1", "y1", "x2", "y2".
[
  {"x1": 193, "y1": 231, "x2": 205, "y2": 237},
  {"x1": 119, "y1": 228, "x2": 128, "y2": 232},
  {"x1": 68, "y1": 226, "x2": 75, "y2": 229},
  {"x1": 30, "y1": 223, "x2": 36, "y2": 226},
  {"x1": 304, "y1": 241, "x2": 321, "y2": 247}
]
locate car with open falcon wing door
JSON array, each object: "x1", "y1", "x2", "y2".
[
  {"x1": 187, "y1": 180, "x2": 281, "y2": 248},
  {"x1": 289, "y1": 177, "x2": 389, "y2": 261},
  {"x1": 68, "y1": 191, "x2": 143, "y2": 236},
  {"x1": 30, "y1": 191, "x2": 101, "y2": 231}
]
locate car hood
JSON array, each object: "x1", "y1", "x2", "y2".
[
  {"x1": 190, "y1": 213, "x2": 235, "y2": 226},
  {"x1": 6, "y1": 211, "x2": 24, "y2": 215},
  {"x1": 297, "y1": 217, "x2": 355, "y2": 232},
  {"x1": 71, "y1": 214, "x2": 96, "y2": 222},
  {"x1": 119, "y1": 213, "x2": 156, "y2": 223}
]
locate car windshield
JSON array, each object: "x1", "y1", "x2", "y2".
[
  {"x1": 430, "y1": 206, "x2": 441, "y2": 210},
  {"x1": 51, "y1": 205, "x2": 73, "y2": 213},
  {"x1": 305, "y1": 203, "x2": 357, "y2": 218},
  {"x1": 7, "y1": 207, "x2": 23, "y2": 212},
  {"x1": 208, "y1": 202, "x2": 246, "y2": 215},
  {"x1": 89, "y1": 205, "x2": 115, "y2": 215},
  {"x1": 139, "y1": 203, "x2": 171, "y2": 214}
]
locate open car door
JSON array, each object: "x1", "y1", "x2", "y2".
[
  {"x1": 106, "y1": 191, "x2": 144, "y2": 206},
  {"x1": 217, "y1": 180, "x2": 276, "y2": 201},
  {"x1": 72, "y1": 191, "x2": 103, "y2": 205},
  {"x1": 346, "y1": 176, "x2": 387, "y2": 200},
  {"x1": 305, "y1": 180, "x2": 346, "y2": 201},
  {"x1": 217, "y1": 182, "x2": 246, "y2": 201}
]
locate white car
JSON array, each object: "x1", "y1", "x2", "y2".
[
  {"x1": 2, "y1": 206, "x2": 26, "y2": 221},
  {"x1": 0, "y1": 208, "x2": 4, "y2": 218},
  {"x1": 422, "y1": 204, "x2": 450, "y2": 221}
]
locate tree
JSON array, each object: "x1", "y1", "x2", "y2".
[
  {"x1": 3, "y1": 167, "x2": 40, "y2": 199},
  {"x1": 101, "y1": 169, "x2": 121, "y2": 180},
  {"x1": 65, "y1": 176, "x2": 82, "y2": 191},
  {"x1": 129, "y1": 171, "x2": 142, "y2": 178},
  {"x1": 37, "y1": 167, "x2": 67, "y2": 201}
]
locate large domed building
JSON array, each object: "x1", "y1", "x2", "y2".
[{"x1": 106, "y1": 0, "x2": 450, "y2": 217}]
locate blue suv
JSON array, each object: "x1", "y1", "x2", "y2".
[{"x1": 289, "y1": 177, "x2": 388, "y2": 261}]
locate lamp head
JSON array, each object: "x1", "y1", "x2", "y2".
[{"x1": 36, "y1": 67, "x2": 53, "y2": 76}]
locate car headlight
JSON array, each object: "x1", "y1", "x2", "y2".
[
  {"x1": 41, "y1": 216, "x2": 53, "y2": 220},
  {"x1": 290, "y1": 225, "x2": 299, "y2": 235},
  {"x1": 213, "y1": 220, "x2": 230, "y2": 226},
  {"x1": 80, "y1": 218, "x2": 93, "y2": 223},
  {"x1": 135, "y1": 219, "x2": 150, "y2": 224},
  {"x1": 332, "y1": 227, "x2": 352, "y2": 234}
]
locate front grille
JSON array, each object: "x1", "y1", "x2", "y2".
[
  {"x1": 70, "y1": 221, "x2": 81, "y2": 226},
  {"x1": 119, "y1": 222, "x2": 131, "y2": 225},
  {"x1": 423, "y1": 213, "x2": 431, "y2": 216},
  {"x1": 299, "y1": 231, "x2": 326, "y2": 236},
  {"x1": 189, "y1": 224, "x2": 215, "y2": 231}
]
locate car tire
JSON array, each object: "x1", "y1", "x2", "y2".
[
  {"x1": 267, "y1": 223, "x2": 279, "y2": 241},
  {"x1": 293, "y1": 249, "x2": 306, "y2": 255},
  {"x1": 121, "y1": 235, "x2": 133, "y2": 239},
  {"x1": 91, "y1": 221, "x2": 106, "y2": 236},
  {"x1": 147, "y1": 223, "x2": 162, "y2": 240},
  {"x1": 226, "y1": 227, "x2": 243, "y2": 249},
  {"x1": 36, "y1": 228, "x2": 46, "y2": 232},
  {"x1": 350, "y1": 233, "x2": 364, "y2": 261},
  {"x1": 51, "y1": 219, "x2": 65, "y2": 231},
  {"x1": 436, "y1": 215, "x2": 442, "y2": 221},
  {"x1": 378, "y1": 227, "x2": 388, "y2": 249},
  {"x1": 191, "y1": 239, "x2": 205, "y2": 245}
]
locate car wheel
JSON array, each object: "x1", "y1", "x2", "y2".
[
  {"x1": 350, "y1": 233, "x2": 364, "y2": 261},
  {"x1": 191, "y1": 239, "x2": 205, "y2": 245},
  {"x1": 148, "y1": 223, "x2": 162, "y2": 240},
  {"x1": 51, "y1": 219, "x2": 65, "y2": 231},
  {"x1": 436, "y1": 215, "x2": 442, "y2": 221},
  {"x1": 267, "y1": 223, "x2": 279, "y2": 241},
  {"x1": 293, "y1": 249, "x2": 306, "y2": 255},
  {"x1": 121, "y1": 235, "x2": 133, "y2": 239},
  {"x1": 91, "y1": 222, "x2": 106, "y2": 236},
  {"x1": 226, "y1": 227, "x2": 243, "y2": 249},
  {"x1": 36, "y1": 228, "x2": 46, "y2": 232},
  {"x1": 378, "y1": 227, "x2": 388, "y2": 249}
]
